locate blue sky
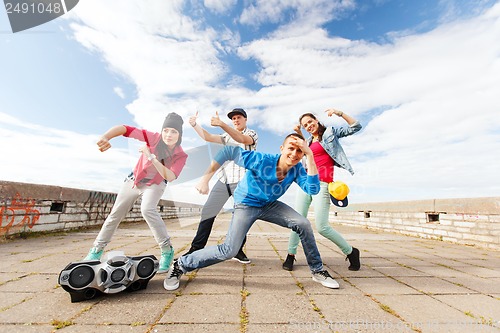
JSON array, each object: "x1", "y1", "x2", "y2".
[{"x1": 1, "y1": 0, "x2": 499, "y2": 207}]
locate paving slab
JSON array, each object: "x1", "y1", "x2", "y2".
[
  {"x1": 0, "y1": 213, "x2": 498, "y2": 333},
  {"x1": 159, "y1": 294, "x2": 241, "y2": 324}
]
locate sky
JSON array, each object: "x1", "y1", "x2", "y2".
[{"x1": 1, "y1": 0, "x2": 499, "y2": 208}]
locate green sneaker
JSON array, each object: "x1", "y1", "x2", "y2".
[
  {"x1": 158, "y1": 246, "x2": 174, "y2": 273},
  {"x1": 84, "y1": 247, "x2": 103, "y2": 261}
]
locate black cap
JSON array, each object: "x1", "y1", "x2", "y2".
[
  {"x1": 227, "y1": 108, "x2": 247, "y2": 119},
  {"x1": 162, "y1": 112, "x2": 183, "y2": 145}
]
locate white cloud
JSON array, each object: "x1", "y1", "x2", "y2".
[
  {"x1": 204, "y1": 0, "x2": 237, "y2": 14},
  {"x1": 67, "y1": 1, "x2": 226, "y2": 123},
  {"x1": 239, "y1": 0, "x2": 355, "y2": 28},
  {"x1": 0, "y1": 112, "x2": 133, "y2": 193},
  {"x1": 4, "y1": 0, "x2": 497, "y2": 204},
  {"x1": 113, "y1": 86, "x2": 125, "y2": 99},
  {"x1": 0, "y1": 111, "x2": 213, "y2": 205},
  {"x1": 236, "y1": 2, "x2": 500, "y2": 202}
]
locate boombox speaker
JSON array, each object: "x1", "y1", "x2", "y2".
[{"x1": 58, "y1": 251, "x2": 159, "y2": 302}]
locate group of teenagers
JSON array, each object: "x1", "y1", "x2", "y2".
[{"x1": 84, "y1": 107, "x2": 362, "y2": 290}]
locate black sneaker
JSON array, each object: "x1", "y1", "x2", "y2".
[
  {"x1": 282, "y1": 254, "x2": 296, "y2": 271},
  {"x1": 232, "y1": 250, "x2": 251, "y2": 264},
  {"x1": 346, "y1": 247, "x2": 361, "y2": 271}
]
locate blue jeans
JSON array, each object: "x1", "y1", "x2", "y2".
[{"x1": 179, "y1": 201, "x2": 324, "y2": 273}]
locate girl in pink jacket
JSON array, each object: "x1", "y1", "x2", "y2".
[{"x1": 84, "y1": 113, "x2": 187, "y2": 273}]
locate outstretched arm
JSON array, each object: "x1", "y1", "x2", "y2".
[
  {"x1": 325, "y1": 108, "x2": 358, "y2": 126},
  {"x1": 211, "y1": 111, "x2": 254, "y2": 145},
  {"x1": 189, "y1": 112, "x2": 224, "y2": 144},
  {"x1": 325, "y1": 108, "x2": 362, "y2": 137},
  {"x1": 97, "y1": 125, "x2": 127, "y2": 152}
]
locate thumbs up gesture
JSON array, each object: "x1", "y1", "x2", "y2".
[
  {"x1": 189, "y1": 111, "x2": 198, "y2": 127},
  {"x1": 210, "y1": 111, "x2": 224, "y2": 127}
]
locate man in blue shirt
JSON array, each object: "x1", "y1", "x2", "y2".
[{"x1": 164, "y1": 133, "x2": 340, "y2": 290}]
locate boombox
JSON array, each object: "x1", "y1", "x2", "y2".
[{"x1": 58, "y1": 252, "x2": 158, "y2": 302}]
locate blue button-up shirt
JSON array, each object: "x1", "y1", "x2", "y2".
[{"x1": 214, "y1": 146, "x2": 320, "y2": 207}]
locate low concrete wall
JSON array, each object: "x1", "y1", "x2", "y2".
[
  {"x1": 0, "y1": 181, "x2": 203, "y2": 238},
  {"x1": 330, "y1": 197, "x2": 500, "y2": 250},
  {"x1": 3, "y1": 180, "x2": 499, "y2": 250}
]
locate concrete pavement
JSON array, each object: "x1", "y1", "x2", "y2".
[{"x1": 0, "y1": 213, "x2": 499, "y2": 332}]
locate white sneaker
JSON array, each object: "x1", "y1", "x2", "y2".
[
  {"x1": 312, "y1": 270, "x2": 340, "y2": 289},
  {"x1": 163, "y1": 260, "x2": 183, "y2": 291}
]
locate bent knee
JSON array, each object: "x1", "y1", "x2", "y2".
[
  {"x1": 317, "y1": 226, "x2": 332, "y2": 236},
  {"x1": 292, "y1": 219, "x2": 313, "y2": 234},
  {"x1": 141, "y1": 206, "x2": 158, "y2": 216},
  {"x1": 218, "y1": 244, "x2": 239, "y2": 260}
]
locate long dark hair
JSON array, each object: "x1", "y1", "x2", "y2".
[
  {"x1": 299, "y1": 113, "x2": 326, "y2": 142},
  {"x1": 155, "y1": 131, "x2": 181, "y2": 165}
]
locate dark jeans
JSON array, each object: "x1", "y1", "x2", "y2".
[
  {"x1": 190, "y1": 217, "x2": 247, "y2": 253},
  {"x1": 189, "y1": 180, "x2": 246, "y2": 254}
]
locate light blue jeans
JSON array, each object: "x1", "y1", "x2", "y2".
[
  {"x1": 288, "y1": 181, "x2": 352, "y2": 255},
  {"x1": 179, "y1": 201, "x2": 324, "y2": 273}
]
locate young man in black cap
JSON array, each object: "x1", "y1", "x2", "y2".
[{"x1": 186, "y1": 108, "x2": 258, "y2": 263}]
